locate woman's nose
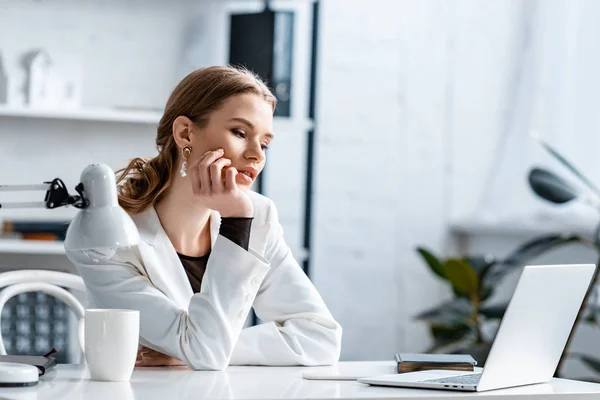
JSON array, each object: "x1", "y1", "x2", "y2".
[{"x1": 244, "y1": 142, "x2": 264, "y2": 163}]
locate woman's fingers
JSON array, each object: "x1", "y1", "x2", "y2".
[
  {"x1": 225, "y1": 167, "x2": 238, "y2": 191},
  {"x1": 209, "y1": 158, "x2": 232, "y2": 192},
  {"x1": 136, "y1": 354, "x2": 187, "y2": 367},
  {"x1": 197, "y1": 149, "x2": 224, "y2": 194}
]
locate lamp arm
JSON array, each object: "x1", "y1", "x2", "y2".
[
  {"x1": 0, "y1": 179, "x2": 88, "y2": 210},
  {"x1": 0, "y1": 184, "x2": 51, "y2": 192}
]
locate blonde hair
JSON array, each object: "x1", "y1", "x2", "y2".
[{"x1": 116, "y1": 66, "x2": 277, "y2": 214}]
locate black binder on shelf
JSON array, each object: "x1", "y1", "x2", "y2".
[{"x1": 229, "y1": 7, "x2": 294, "y2": 116}]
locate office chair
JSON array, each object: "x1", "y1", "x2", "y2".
[{"x1": 0, "y1": 270, "x2": 85, "y2": 356}]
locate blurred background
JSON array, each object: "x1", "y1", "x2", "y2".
[{"x1": 1, "y1": 0, "x2": 600, "y2": 382}]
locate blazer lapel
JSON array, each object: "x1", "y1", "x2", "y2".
[
  {"x1": 134, "y1": 207, "x2": 193, "y2": 310},
  {"x1": 133, "y1": 205, "x2": 272, "y2": 310},
  {"x1": 209, "y1": 209, "x2": 221, "y2": 250}
]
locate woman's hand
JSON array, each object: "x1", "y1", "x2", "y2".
[
  {"x1": 188, "y1": 149, "x2": 254, "y2": 218},
  {"x1": 136, "y1": 347, "x2": 187, "y2": 367}
]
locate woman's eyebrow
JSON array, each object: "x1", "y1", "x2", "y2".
[{"x1": 229, "y1": 117, "x2": 254, "y2": 128}]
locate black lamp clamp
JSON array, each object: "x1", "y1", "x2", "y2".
[
  {"x1": 0, "y1": 179, "x2": 88, "y2": 210},
  {"x1": 43, "y1": 179, "x2": 88, "y2": 209}
]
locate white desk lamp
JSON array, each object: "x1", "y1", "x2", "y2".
[
  {"x1": 0, "y1": 164, "x2": 139, "y2": 386},
  {"x1": 0, "y1": 163, "x2": 140, "y2": 255}
]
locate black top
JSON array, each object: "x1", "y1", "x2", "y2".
[{"x1": 177, "y1": 217, "x2": 253, "y2": 293}]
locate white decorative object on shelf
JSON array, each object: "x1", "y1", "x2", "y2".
[
  {"x1": 22, "y1": 49, "x2": 53, "y2": 107},
  {"x1": 21, "y1": 49, "x2": 83, "y2": 109}
]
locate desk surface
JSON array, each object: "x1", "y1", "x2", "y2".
[{"x1": 3, "y1": 361, "x2": 600, "y2": 400}]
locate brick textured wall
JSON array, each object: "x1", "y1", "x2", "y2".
[{"x1": 311, "y1": 0, "x2": 455, "y2": 360}]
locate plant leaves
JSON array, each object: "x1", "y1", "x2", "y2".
[
  {"x1": 573, "y1": 353, "x2": 600, "y2": 374},
  {"x1": 430, "y1": 324, "x2": 472, "y2": 340},
  {"x1": 465, "y1": 256, "x2": 497, "y2": 301},
  {"x1": 533, "y1": 135, "x2": 600, "y2": 197},
  {"x1": 528, "y1": 167, "x2": 578, "y2": 204},
  {"x1": 428, "y1": 324, "x2": 473, "y2": 353},
  {"x1": 503, "y1": 234, "x2": 582, "y2": 266},
  {"x1": 414, "y1": 298, "x2": 473, "y2": 325},
  {"x1": 479, "y1": 302, "x2": 509, "y2": 319},
  {"x1": 416, "y1": 247, "x2": 446, "y2": 279},
  {"x1": 582, "y1": 304, "x2": 600, "y2": 324},
  {"x1": 464, "y1": 255, "x2": 497, "y2": 280},
  {"x1": 479, "y1": 285, "x2": 494, "y2": 302},
  {"x1": 485, "y1": 234, "x2": 583, "y2": 285},
  {"x1": 443, "y1": 259, "x2": 479, "y2": 297}
]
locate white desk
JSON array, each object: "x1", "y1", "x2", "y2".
[{"x1": 3, "y1": 361, "x2": 600, "y2": 399}]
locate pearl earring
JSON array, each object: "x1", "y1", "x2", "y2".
[{"x1": 180, "y1": 145, "x2": 191, "y2": 177}]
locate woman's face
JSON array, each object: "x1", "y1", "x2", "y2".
[{"x1": 184, "y1": 93, "x2": 274, "y2": 190}]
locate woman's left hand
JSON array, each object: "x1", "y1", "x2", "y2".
[{"x1": 136, "y1": 346, "x2": 187, "y2": 367}]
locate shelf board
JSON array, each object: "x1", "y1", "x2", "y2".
[
  {"x1": 0, "y1": 105, "x2": 313, "y2": 130},
  {"x1": 0, "y1": 239, "x2": 65, "y2": 255},
  {"x1": 450, "y1": 208, "x2": 599, "y2": 237},
  {"x1": 0, "y1": 105, "x2": 162, "y2": 124},
  {"x1": 0, "y1": 208, "x2": 77, "y2": 222}
]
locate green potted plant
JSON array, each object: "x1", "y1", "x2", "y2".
[
  {"x1": 415, "y1": 135, "x2": 600, "y2": 380},
  {"x1": 525, "y1": 136, "x2": 600, "y2": 379},
  {"x1": 415, "y1": 234, "x2": 584, "y2": 366}
]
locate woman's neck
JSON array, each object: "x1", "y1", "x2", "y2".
[{"x1": 154, "y1": 177, "x2": 213, "y2": 257}]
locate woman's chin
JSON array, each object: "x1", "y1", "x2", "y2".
[{"x1": 237, "y1": 182, "x2": 253, "y2": 191}]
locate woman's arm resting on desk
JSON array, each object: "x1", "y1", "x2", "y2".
[
  {"x1": 230, "y1": 201, "x2": 343, "y2": 366},
  {"x1": 67, "y1": 236, "x2": 269, "y2": 371}
]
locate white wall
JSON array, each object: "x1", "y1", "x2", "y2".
[
  {"x1": 312, "y1": 0, "x2": 455, "y2": 360},
  {"x1": 312, "y1": 0, "x2": 600, "y2": 380}
]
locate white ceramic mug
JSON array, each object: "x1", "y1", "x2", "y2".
[{"x1": 84, "y1": 309, "x2": 140, "y2": 382}]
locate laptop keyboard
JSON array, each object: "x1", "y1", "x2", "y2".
[{"x1": 424, "y1": 373, "x2": 482, "y2": 385}]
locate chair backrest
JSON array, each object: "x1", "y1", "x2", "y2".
[
  {"x1": 0, "y1": 270, "x2": 85, "y2": 292},
  {"x1": 0, "y1": 270, "x2": 86, "y2": 357}
]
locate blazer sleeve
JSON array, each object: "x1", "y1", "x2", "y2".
[
  {"x1": 66, "y1": 236, "x2": 271, "y2": 371},
  {"x1": 229, "y1": 200, "x2": 343, "y2": 366}
]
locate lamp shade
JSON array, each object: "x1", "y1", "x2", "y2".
[
  {"x1": 528, "y1": 167, "x2": 579, "y2": 204},
  {"x1": 64, "y1": 164, "x2": 139, "y2": 252}
]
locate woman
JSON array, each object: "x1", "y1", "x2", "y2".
[{"x1": 67, "y1": 66, "x2": 342, "y2": 370}]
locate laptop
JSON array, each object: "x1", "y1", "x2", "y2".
[{"x1": 358, "y1": 263, "x2": 595, "y2": 392}]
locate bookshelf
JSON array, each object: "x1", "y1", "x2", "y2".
[
  {"x1": 0, "y1": 0, "x2": 315, "y2": 266},
  {"x1": 0, "y1": 105, "x2": 163, "y2": 124},
  {"x1": 0, "y1": 238, "x2": 65, "y2": 255}
]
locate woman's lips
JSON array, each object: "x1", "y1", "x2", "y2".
[
  {"x1": 220, "y1": 167, "x2": 257, "y2": 185},
  {"x1": 236, "y1": 171, "x2": 254, "y2": 185}
]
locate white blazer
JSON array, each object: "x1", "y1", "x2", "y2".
[{"x1": 66, "y1": 191, "x2": 342, "y2": 370}]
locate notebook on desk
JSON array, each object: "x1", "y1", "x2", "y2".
[
  {"x1": 0, "y1": 348, "x2": 58, "y2": 375},
  {"x1": 395, "y1": 353, "x2": 476, "y2": 373}
]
